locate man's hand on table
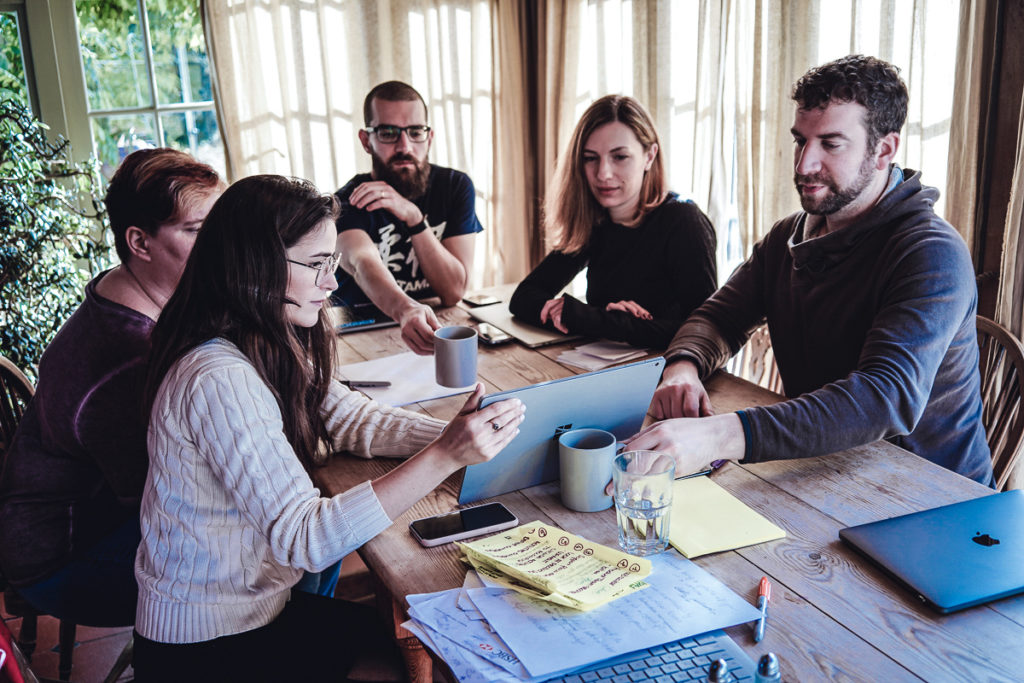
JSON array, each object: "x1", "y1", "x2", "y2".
[
  {"x1": 650, "y1": 359, "x2": 714, "y2": 418},
  {"x1": 397, "y1": 301, "x2": 440, "y2": 355}
]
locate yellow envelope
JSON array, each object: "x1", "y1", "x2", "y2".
[{"x1": 668, "y1": 477, "x2": 785, "y2": 558}]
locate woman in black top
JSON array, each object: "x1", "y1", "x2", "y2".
[{"x1": 510, "y1": 95, "x2": 717, "y2": 349}]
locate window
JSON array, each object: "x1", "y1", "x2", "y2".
[
  {"x1": 0, "y1": 2, "x2": 35, "y2": 112},
  {"x1": 74, "y1": 0, "x2": 225, "y2": 177}
]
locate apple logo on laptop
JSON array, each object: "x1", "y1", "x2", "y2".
[{"x1": 973, "y1": 532, "x2": 1000, "y2": 547}]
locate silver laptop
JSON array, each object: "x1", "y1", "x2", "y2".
[
  {"x1": 467, "y1": 301, "x2": 581, "y2": 348},
  {"x1": 839, "y1": 489, "x2": 1024, "y2": 613},
  {"x1": 458, "y1": 357, "x2": 664, "y2": 504}
]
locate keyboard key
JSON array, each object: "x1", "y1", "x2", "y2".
[
  {"x1": 628, "y1": 672, "x2": 649, "y2": 682},
  {"x1": 693, "y1": 644, "x2": 725, "y2": 657},
  {"x1": 614, "y1": 664, "x2": 633, "y2": 675},
  {"x1": 597, "y1": 667, "x2": 616, "y2": 678},
  {"x1": 581, "y1": 673, "x2": 600, "y2": 682}
]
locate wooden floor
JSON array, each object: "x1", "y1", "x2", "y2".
[{"x1": 1, "y1": 554, "x2": 402, "y2": 682}]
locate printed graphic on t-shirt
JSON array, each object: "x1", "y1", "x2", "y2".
[{"x1": 376, "y1": 220, "x2": 447, "y2": 295}]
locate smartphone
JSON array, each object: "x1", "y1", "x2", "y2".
[
  {"x1": 477, "y1": 322, "x2": 513, "y2": 345},
  {"x1": 463, "y1": 293, "x2": 502, "y2": 307},
  {"x1": 409, "y1": 502, "x2": 518, "y2": 547}
]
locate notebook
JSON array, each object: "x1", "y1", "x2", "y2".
[
  {"x1": 549, "y1": 629, "x2": 755, "y2": 683},
  {"x1": 329, "y1": 301, "x2": 398, "y2": 334},
  {"x1": 839, "y1": 489, "x2": 1024, "y2": 613},
  {"x1": 467, "y1": 301, "x2": 581, "y2": 348},
  {"x1": 458, "y1": 357, "x2": 664, "y2": 504}
]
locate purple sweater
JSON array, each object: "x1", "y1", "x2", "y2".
[
  {"x1": 667, "y1": 169, "x2": 993, "y2": 485},
  {"x1": 0, "y1": 274, "x2": 154, "y2": 585}
]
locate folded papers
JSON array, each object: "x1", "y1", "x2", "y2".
[
  {"x1": 456, "y1": 521, "x2": 650, "y2": 610},
  {"x1": 557, "y1": 340, "x2": 647, "y2": 371},
  {"x1": 669, "y1": 476, "x2": 786, "y2": 558}
]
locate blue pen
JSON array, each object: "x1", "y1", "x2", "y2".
[{"x1": 754, "y1": 576, "x2": 771, "y2": 642}]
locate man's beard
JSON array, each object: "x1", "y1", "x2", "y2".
[
  {"x1": 372, "y1": 151, "x2": 430, "y2": 200},
  {"x1": 794, "y1": 151, "x2": 875, "y2": 216}
]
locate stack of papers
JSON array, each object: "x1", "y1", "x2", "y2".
[
  {"x1": 456, "y1": 521, "x2": 651, "y2": 610},
  {"x1": 669, "y1": 476, "x2": 787, "y2": 557},
  {"x1": 557, "y1": 340, "x2": 647, "y2": 371},
  {"x1": 403, "y1": 546, "x2": 761, "y2": 682}
]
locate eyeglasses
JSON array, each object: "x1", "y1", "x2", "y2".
[
  {"x1": 363, "y1": 125, "x2": 431, "y2": 144},
  {"x1": 287, "y1": 254, "x2": 340, "y2": 287}
]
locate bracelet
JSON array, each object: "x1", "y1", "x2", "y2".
[{"x1": 406, "y1": 219, "x2": 428, "y2": 236}]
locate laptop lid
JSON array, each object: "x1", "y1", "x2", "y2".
[
  {"x1": 467, "y1": 302, "x2": 581, "y2": 348},
  {"x1": 329, "y1": 302, "x2": 399, "y2": 334},
  {"x1": 458, "y1": 357, "x2": 665, "y2": 504},
  {"x1": 839, "y1": 489, "x2": 1024, "y2": 613}
]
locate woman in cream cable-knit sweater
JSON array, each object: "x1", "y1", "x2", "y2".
[{"x1": 131, "y1": 175, "x2": 524, "y2": 682}]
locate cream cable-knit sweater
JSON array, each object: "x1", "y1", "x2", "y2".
[{"x1": 135, "y1": 339, "x2": 446, "y2": 643}]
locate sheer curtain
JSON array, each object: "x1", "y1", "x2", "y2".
[
  {"x1": 542, "y1": 0, "x2": 961, "y2": 279},
  {"x1": 202, "y1": 0, "x2": 524, "y2": 287}
]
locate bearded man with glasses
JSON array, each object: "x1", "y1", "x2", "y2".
[{"x1": 334, "y1": 80, "x2": 483, "y2": 354}]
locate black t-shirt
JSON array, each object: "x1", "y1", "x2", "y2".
[{"x1": 333, "y1": 165, "x2": 483, "y2": 305}]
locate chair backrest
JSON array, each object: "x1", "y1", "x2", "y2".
[
  {"x1": 976, "y1": 316, "x2": 1024, "y2": 490},
  {"x1": 0, "y1": 355, "x2": 34, "y2": 458},
  {"x1": 726, "y1": 323, "x2": 784, "y2": 395}
]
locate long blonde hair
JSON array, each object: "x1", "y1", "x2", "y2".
[{"x1": 545, "y1": 95, "x2": 666, "y2": 255}]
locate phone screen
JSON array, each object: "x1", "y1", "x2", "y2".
[{"x1": 409, "y1": 503, "x2": 516, "y2": 541}]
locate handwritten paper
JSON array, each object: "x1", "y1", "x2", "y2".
[
  {"x1": 466, "y1": 550, "x2": 762, "y2": 678},
  {"x1": 457, "y1": 521, "x2": 650, "y2": 610}
]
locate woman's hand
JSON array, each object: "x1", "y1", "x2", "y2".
[
  {"x1": 540, "y1": 297, "x2": 568, "y2": 333},
  {"x1": 435, "y1": 384, "x2": 525, "y2": 467},
  {"x1": 606, "y1": 300, "x2": 652, "y2": 320}
]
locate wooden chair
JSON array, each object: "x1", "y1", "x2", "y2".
[
  {"x1": 726, "y1": 323, "x2": 784, "y2": 395},
  {"x1": 0, "y1": 355, "x2": 78, "y2": 680},
  {"x1": 977, "y1": 316, "x2": 1024, "y2": 490}
]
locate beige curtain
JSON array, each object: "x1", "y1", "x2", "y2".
[
  {"x1": 995, "y1": 90, "x2": 1024, "y2": 491},
  {"x1": 203, "y1": 0, "x2": 525, "y2": 288}
]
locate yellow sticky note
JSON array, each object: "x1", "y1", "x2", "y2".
[{"x1": 668, "y1": 477, "x2": 785, "y2": 558}]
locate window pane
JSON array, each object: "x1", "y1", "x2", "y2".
[
  {"x1": 147, "y1": 0, "x2": 212, "y2": 105},
  {"x1": 76, "y1": 1, "x2": 153, "y2": 110},
  {"x1": 0, "y1": 12, "x2": 30, "y2": 107},
  {"x1": 160, "y1": 110, "x2": 226, "y2": 178},
  {"x1": 90, "y1": 113, "x2": 158, "y2": 177}
]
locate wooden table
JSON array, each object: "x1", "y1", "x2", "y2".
[{"x1": 317, "y1": 301, "x2": 1024, "y2": 682}]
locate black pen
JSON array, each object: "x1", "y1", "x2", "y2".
[
  {"x1": 340, "y1": 380, "x2": 392, "y2": 388},
  {"x1": 677, "y1": 467, "x2": 714, "y2": 480}
]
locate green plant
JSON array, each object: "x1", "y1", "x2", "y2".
[{"x1": 0, "y1": 98, "x2": 111, "y2": 379}]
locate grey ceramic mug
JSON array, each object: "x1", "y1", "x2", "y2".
[
  {"x1": 434, "y1": 325, "x2": 478, "y2": 387},
  {"x1": 558, "y1": 428, "x2": 621, "y2": 512}
]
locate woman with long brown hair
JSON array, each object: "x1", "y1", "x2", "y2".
[
  {"x1": 510, "y1": 95, "x2": 717, "y2": 349},
  {"x1": 132, "y1": 175, "x2": 523, "y2": 681}
]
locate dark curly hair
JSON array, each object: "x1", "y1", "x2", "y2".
[{"x1": 792, "y1": 54, "x2": 908, "y2": 150}]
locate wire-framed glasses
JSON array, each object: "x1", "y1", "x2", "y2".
[
  {"x1": 287, "y1": 254, "x2": 340, "y2": 287},
  {"x1": 363, "y1": 125, "x2": 431, "y2": 143}
]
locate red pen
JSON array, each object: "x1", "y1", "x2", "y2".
[{"x1": 754, "y1": 576, "x2": 771, "y2": 642}]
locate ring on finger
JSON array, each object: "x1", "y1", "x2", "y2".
[{"x1": 491, "y1": 421, "x2": 501, "y2": 431}]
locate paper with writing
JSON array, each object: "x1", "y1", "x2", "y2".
[
  {"x1": 405, "y1": 588, "x2": 528, "y2": 678},
  {"x1": 456, "y1": 521, "x2": 650, "y2": 610},
  {"x1": 466, "y1": 550, "x2": 762, "y2": 678},
  {"x1": 336, "y1": 351, "x2": 473, "y2": 406}
]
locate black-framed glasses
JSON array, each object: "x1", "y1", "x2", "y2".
[
  {"x1": 287, "y1": 254, "x2": 340, "y2": 287},
  {"x1": 363, "y1": 125, "x2": 431, "y2": 144}
]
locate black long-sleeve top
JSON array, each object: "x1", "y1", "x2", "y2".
[{"x1": 509, "y1": 194, "x2": 717, "y2": 349}]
